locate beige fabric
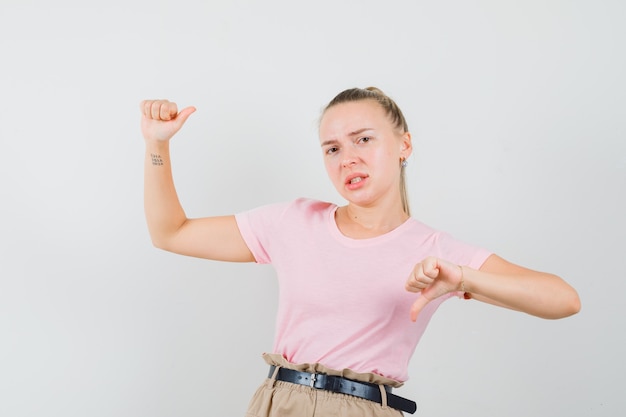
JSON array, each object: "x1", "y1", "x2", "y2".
[{"x1": 244, "y1": 354, "x2": 405, "y2": 417}]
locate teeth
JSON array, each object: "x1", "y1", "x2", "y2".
[{"x1": 350, "y1": 177, "x2": 363, "y2": 184}]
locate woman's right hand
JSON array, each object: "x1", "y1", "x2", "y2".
[{"x1": 140, "y1": 99, "x2": 196, "y2": 142}]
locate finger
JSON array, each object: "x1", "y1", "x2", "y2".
[
  {"x1": 160, "y1": 101, "x2": 178, "y2": 121},
  {"x1": 410, "y1": 294, "x2": 430, "y2": 322},
  {"x1": 405, "y1": 263, "x2": 425, "y2": 292},
  {"x1": 150, "y1": 100, "x2": 164, "y2": 119},
  {"x1": 422, "y1": 257, "x2": 440, "y2": 279},
  {"x1": 141, "y1": 100, "x2": 153, "y2": 118}
]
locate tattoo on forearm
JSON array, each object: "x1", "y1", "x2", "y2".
[{"x1": 151, "y1": 153, "x2": 164, "y2": 166}]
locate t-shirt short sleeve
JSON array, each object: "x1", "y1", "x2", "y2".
[{"x1": 234, "y1": 201, "x2": 291, "y2": 264}]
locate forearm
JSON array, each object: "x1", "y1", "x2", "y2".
[
  {"x1": 463, "y1": 257, "x2": 581, "y2": 319},
  {"x1": 143, "y1": 141, "x2": 187, "y2": 247}
]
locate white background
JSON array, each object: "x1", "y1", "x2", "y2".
[{"x1": 1, "y1": 1, "x2": 624, "y2": 416}]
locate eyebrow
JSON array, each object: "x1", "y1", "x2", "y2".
[{"x1": 320, "y1": 128, "x2": 373, "y2": 147}]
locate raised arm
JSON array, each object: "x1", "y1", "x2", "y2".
[{"x1": 141, "y1": 99, "x2": 254, "y2": 262}]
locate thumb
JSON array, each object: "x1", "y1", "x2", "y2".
[
  {"x1": 410, "y1": 293, "x2": 431, "y2": 322},
  {"x1": 174, "y1": 106, "x2": 196, "y2": 127}
]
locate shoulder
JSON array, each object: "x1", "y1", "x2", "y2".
[
  {"x1": 407, "y1": 218, "x2": 492, "y2": 268},
  {"x1": 402, "y1": 217, "x2": 443, "y2": 244},
  {"x1": 290, "y1": 197, "x2": 336, "y2": 213},
  {"x1": 277, "y1": 198, "x2": 336, "y2": 226},
  {"x1": 236, "y1": 197, "x2": 335, "y2": 222}
]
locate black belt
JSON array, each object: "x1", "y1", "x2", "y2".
[{"x1": 268, "y1": 366, "x2": 417, "y2": 414}]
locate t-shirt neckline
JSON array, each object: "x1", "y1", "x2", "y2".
[{"x1": 327, "y1": 204, "x2": 415, "y2": 247}]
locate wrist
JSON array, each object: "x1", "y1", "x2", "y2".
[
  {"x1": 145, "y1": 138, "x2": 171, "y2": 151},
  {"x1": 458, "y1": 265, "x2": 465, "y2": 291},
  {"x1": 144, "y1": 141, "x2": 171, "y2": 168},
  {"x1": 459, "y1": 265, "x2": 472, "y2": 300}
]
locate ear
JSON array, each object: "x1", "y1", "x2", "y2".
[{"x1": 400, "y1": 131, "x2": 413, "y2": 160}]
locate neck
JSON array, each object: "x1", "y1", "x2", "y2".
[{"x1": 336, "y1": 203, "x2": 409, "y2": 239}]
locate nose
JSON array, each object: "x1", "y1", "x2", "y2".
[
  {"x1": 341, "y1": 148, "x2": 358, "y2": 168},
  {"x1": 342, "y1": 157, "x2": 357, "y2": 168}
]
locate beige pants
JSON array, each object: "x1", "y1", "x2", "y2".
[{"x1": 245, "y1": 354, "x2": 405, "y2": 417}]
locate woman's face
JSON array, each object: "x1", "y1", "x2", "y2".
[{"x1": 319, "y1": 99, "x2": 412, "y2": 208}]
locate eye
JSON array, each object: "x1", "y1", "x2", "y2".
[
  {"x1": 358, "y1": 136, "x2": 371, "y2": 144},
  {"x1": 325, "y1": 146, "x2": 339, "y2": 155}
]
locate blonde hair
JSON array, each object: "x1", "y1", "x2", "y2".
[{"x1": 322, "y1": 87, "x2": 411, "y2": 215}]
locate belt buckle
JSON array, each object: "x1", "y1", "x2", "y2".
[{"x1": 309, "y1": 373, "x2": 317, "y2": 388}]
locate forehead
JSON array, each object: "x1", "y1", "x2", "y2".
[{"x1": 319, "y1": 100, "x2": 390, "y2": 140}]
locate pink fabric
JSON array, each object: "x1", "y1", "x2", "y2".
[{"x1": 235, "y1": 198, "x2": 491, "y2": 382}]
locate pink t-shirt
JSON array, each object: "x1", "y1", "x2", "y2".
[{"x1": 235, "y1": 198, "x2": 491, "y2": 382}]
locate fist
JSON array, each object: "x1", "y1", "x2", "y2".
[
  {"x1": 405, "y1": 256, "x2": 464, "y2": 321},
  {"x1": 140, "y1": 99, "x2": 196, "y2": 142}
]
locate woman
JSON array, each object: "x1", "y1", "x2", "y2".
[{"x1": 140, "y1": 87, "x2": 580, "y2": 416}]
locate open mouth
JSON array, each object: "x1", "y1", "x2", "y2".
[{"x1": 345, "y1": 174, "x2": 368, "y2": 186}]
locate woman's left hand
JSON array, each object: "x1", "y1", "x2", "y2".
[{"x1": 405, "y1": 256, "x2": 463, "y2": 322}]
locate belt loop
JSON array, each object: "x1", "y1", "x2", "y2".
[
  {"x1": 267, "y1": 365, "x2": 281, "y2": 388},
  {"x1": 378, "y1": 384, "x2": 388, "y2": 410}
]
